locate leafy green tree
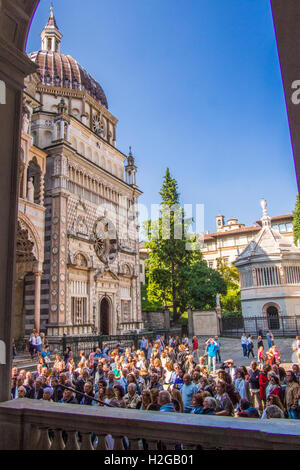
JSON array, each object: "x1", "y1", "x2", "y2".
[
  {"x1": 141, "y1": 279, "x2": 162, "y2": 312},
  {"x1": 144, "y1": 168, "x2": 226, "y2": 322},
  {"x1": 216, "y1": 258, "x2": 241, "y2": 313},
  {"x1": 293, "y1": 194, "x2": 300, "y2": 246},
  {"x1": 177, "y1": 262, "x2": 227, "y2": 311}
]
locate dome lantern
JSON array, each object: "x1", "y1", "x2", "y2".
[{"x1": 41, "y1": 5, "x2": 63, "y2": 53}]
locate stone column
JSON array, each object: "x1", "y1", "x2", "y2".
[
  {"x1": 39, "y1": 91, "x2": 44, "y2": 111},
  {"x1": 0, "y1": 6, "x2": 37, "y2": 401},
  {"x1": 53, "y1": 121, "x2": 57, "y2": 141},
  {"x1": 39, "y1": 174, "x2": 44, "y2": 206},
  {"x1": 216, "y1": 307, "x2": 222, "y2": 335},
  {"x1": 279, "y1": 265, "x2": 287, "y2": 285},
  {"x1": 34, "y1": 270, "x2": 42, "y2": 333},
  {"x1": 65, "y1": 124, "x2": 70, "y2": 142},
  {"x1": 163, "y1": 307, "x2": 170, "y2": 330},
  {"x1": 22, "y1": 163, "x2": 28, "y2": 199},
  {"x1": 59, "y1": 120, "x2": 64, "y2": 140},
  {"x1": 81, "y1": 97, "x2": 86, "y2": 125},
  {"x1": 252, "y1": 268, "x2": 257, "y2": 287}
]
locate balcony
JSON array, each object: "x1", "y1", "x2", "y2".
[{"x1": 0, "y1": 399, "x2": 300, "y2": 450}]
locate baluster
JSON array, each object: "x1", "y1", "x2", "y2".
[
  {"x1": 50, "y1": 430, "x2": 65, "y2": 450},
  {"x1": 64, "y1": 431, "x2": 80, "y2": 450},
  {"x1": 113, "y1": 436, "x2": 125, "y2": 450},
  {"x1": 147, "y1": 440, "x2": 158, "y2": 450},
  {"x1": 164, "y1": 441, "x2": 175, "y2": 450},
  {"x1": 130, "y1": 439, "x2": 140, "y2": 450},
  {"x1": 37, "y1": 428, "x2": 51, "y2": 450},
  {"x1": 29, "y1": 424, "x2": 41, "y2": 450},
  {"x1": 80, "y1": 433, "x2": 94, "y2": 450},
  {"x1": 95, "y1": 434, "x2": 108, "y2": 450}
]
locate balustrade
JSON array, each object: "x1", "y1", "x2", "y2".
[{"x1": 1, "y1": 399, "x2": 300, "y2": 450}]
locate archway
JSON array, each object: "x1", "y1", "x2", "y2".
[
  {"x1": 14, "y1": 219, "x2": 43, "y2": 342},
  {"x1": 0, "y1": 0, "x2": 298, "y2": 408},
  {"x1": 266, "y1": 305, "x2": 280, "y2": 330},
  {"x1": 99, "y1": 297, "x2": 110, "y2": 335}
]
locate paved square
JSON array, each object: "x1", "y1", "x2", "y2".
[{"x1": 196, "y1": 336, "x2": 298, "y2": 369}]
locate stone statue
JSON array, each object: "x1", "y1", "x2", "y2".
[
  {"x1": 22, "y1": 113, "x2": 30, "y2": 134},
  {"x1": 27, "y1": 177, "x2": 34, "y2": 203},
  {"x1": 260, "y1": 198, "x2": 268, "y2": 217},
  {"x1": 216, "y1": 293, "x2": 221, "y2": 308},
  {"x1": 22, "y1": 103, "x2": 31, "y2": 134}
]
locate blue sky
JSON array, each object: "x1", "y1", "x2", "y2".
[{"x1": 26, "y1": 0, "x2": 298, "y2": 234}]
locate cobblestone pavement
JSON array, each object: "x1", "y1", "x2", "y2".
[{"x1": 196, "y1": 336, "x2": 299, "y2": 370}]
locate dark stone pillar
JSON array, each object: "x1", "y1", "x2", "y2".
[
  {"x1": 0, "y1": 11, "x2": 37, "y2": 400},
  {"x1": 271, "y1": 0, "x2": 300, "y2": 191}
]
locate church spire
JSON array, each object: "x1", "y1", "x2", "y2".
[
  {"x1": 125, "y1": 147, "x2": 138, "y2": 186},
  {"x1": 41, "y1": 3, "x2": 63, "y2": 52}
]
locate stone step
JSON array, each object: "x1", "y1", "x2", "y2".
[{"x1": 12, "y1": 355, "x2": 55, "y2": 373}]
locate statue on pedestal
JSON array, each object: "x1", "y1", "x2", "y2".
[{"x1": 27, "y1": 177, "x2": 34, "y2": 203}]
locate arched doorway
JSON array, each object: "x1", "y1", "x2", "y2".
[
  {"x1": 99, "y1": 297, "x2": 110, "y2": 335},
  {"x1": 266, "y1": 305, "x2": 280, "y2": 330}
]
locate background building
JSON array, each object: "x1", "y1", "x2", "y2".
[
  {"x1": 16, "y1": 75, "x2": 47, "y2": 340},
  {"x1": 139, "y1": 211, "x2": 294, "y2": 283},
  {"x1": 14, "y1": 8, "x2": 143, "y2": 339},
  {"x1": 234, "y1": 200, "x2": 300, "y2": 330},
  {"x1": 202, "y1": 212, "x2": 293, "y2": 269}
]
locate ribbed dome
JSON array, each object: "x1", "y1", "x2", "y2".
[{"x1": 29, "y1": 50, "x2": 108, "y2": 109}]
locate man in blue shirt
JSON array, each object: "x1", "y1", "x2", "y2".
[
  {"x1": 119, "y1": 368, "x2": 129, "y2": 393},
  {"x1": 139, "y1": 336, "x2": 148, "y2": 355},
  {"x1": 102, "y1": 344, "x2": 110, "y2": 359},
  {"x1": 205, "y1": 338, "x2": 218, "y2": 373},
  {"x1": 181, "y1": 374, "x2": 199, "y2": 413},
  {"x1": 266, "y1": 331, "x2": 274, "y2": 349}
]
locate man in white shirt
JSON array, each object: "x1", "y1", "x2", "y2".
[
  {"x1": 35, "y1": 333, "x2": 43, "y2": 357},
  {"x1": 241, "y1": 333, "x2": 248, "y2": 357}
]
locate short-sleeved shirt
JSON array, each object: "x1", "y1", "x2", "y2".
[
  {"x1": 207, "y1": 342, "x2": 217, "y2": 357},
  {"x1": 216, "y1": 393, "x2": 234, "y2": 416},
  {"x1": 181, "y1": 383, "x2": 199, "y2": 411}
]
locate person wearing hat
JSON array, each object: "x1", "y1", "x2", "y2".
[{"x1": 59, "y1": 386, "x2": 78, "y2": 404}]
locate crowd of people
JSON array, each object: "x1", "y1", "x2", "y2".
[{"x1": 10, "y1": 331, "x2": 300, "y2": 421}]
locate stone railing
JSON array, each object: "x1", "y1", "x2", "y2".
[
  {"x1": 119, "y1": 321, "x2": 144, "y2": 332},
  {"x1": 47, "y1": 324, "x2": 94, "y2": 337},
  {"x1": 1, "y1": 399, "x2": 300, "y2": 450}
]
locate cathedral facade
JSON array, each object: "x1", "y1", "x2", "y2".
[{"x1": 15, "y1": 8, "x2": 143, "y2": 339}]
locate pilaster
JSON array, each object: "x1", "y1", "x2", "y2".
[{"x1": 0, "y1": 0, "x2": 39, "y2": 403}]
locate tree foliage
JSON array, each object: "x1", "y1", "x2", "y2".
[
  {"x1": 177, "y1": 262, "x2": 227, "y2": 311},
  {"x1": 141, "y1": 279, "x2": 162, "y2": 312},
  {"x1": 216, "y1": 258, "x2": 241, "y2": 314},
  {"x1": 144, "y1": 168, "x2": 227, "y2": 322},
  {"x1": 293, "y1": 194, "x2": 300, "y2": 246}
]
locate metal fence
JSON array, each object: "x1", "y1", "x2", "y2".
[
  {"x1": 48, "y1": 328, "x2": 183, "y2": 362},
  {"x1": 221, "y1": 315, "x2": 300, "y2": 338}
]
